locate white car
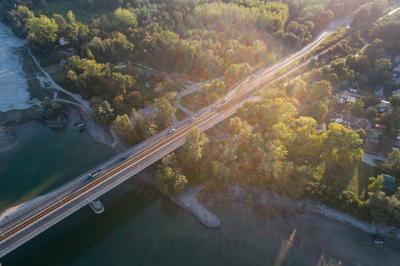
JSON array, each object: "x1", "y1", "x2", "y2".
[{"x1": 88, "y1": 169, "x2": 103, "y2": 179}]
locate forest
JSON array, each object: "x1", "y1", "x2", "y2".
[{"x1": 0, "y1": 0, "x2": 364, "y2": 129}]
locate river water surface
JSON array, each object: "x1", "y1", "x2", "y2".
[
  {"x1": 0, "y1": 23, "x2": 31, "y2": 112},
  {"x1": 1, "y1": 22, "x2": 400, "y2": 266}
]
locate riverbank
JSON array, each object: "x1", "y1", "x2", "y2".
[
  {"x1": 136, "y1": 170, "x2": 399, "y2": 237},
  {"x1": 211, "y1": 185, "x2": 400, "y2": 239}
]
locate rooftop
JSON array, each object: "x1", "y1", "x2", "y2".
[{"x1": 383, "y1": 174, "x2": 397, "y2": 194}]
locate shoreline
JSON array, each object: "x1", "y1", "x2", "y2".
[
  {"x1": 171, "y1": 185, "x2": 221, "y2": 228},
  {"x1": 226, "y1": 185, "x2": 400, "y2": 239}
]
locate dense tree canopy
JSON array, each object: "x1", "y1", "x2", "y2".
[{"x1": 27, "y1": 15, "x2": 58, "y2": 47}]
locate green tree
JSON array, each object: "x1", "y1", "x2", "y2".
[
  {"x1": 154, "y1": 97, "x2": 176, "y2": 129},
  {"x1": 370, "y1": 19, "x2": 400, "y2": 54},
  {"x1": 7, "y1": 5, "x2": 34, "y2": 36},
  {"x1": 92, "y1": 99, "x2": 115, "y2": 126},
  {"x1": 87, "y1": 32, "x2": 135, "y2": 63},
  {"x1": 366, "y1": 107, "x2": 378, "y2": 121},
  {"x1": 113, "y1": 114, "x2": 137, "y2": 145},
  {"x1": 113, "y1": 7, "x2": 137, "y2": 28},
  {"x1": 224, "y1": 63, "x2": 253, "y2": 87},
  {"x1": 157, "y1": 166, "x2": 188, "y2": 195},
  {"x1": 42, "y1": 97, "x2": 62, "y2": 119},
  {"x1": 321, "y1": 123, "x2": 364, "y2": 190},
  {"x1": 350, "y1": 100, "x2": 365, "y2": 117},
  {"x1": 288, "y1": 116, "x2": 322, "y2": 165},
  {"x1": 330, "y1": 58, "x2": 355, "y2": 81},
  {"x1": 373, "y1": 58, "x2": 392, "y2": 85},
  {"x1": 389, "y1": 94, "x2": 400, "y2": 110},
  {"x1": 239, "y1": 97, "x2": 297, "y2": 132},
  {"x1": 383, "y1": 150, "x2": 400, "y2": 178},
  {"x1": 303, "y1": 80, "x2": 332, "y2": 122},
  {"x1": 352, "y1": 0, "x2": 387, "y2": 27},
  {"x1": 177, "y1": 127, "x2": 209, "y2": 172},
  {"x1": 364, "y1": 39, "x2": 385, "y2": 62},
  {"x1": 366, "y1": 192, "x2": 393, "y2": 225},
  {"x1": 27, "y1": 15, "x2": 58, "y2": 47},
  {"x1": 368, "y1": 175, "x2": 384, "y2": 193},
  {"x1": 67, "y1": 56, "x2": 108, "y2": 98}
]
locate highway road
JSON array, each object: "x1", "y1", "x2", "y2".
[{"x1": 0, "y1": 6, "x2": 397, "y2": 258}]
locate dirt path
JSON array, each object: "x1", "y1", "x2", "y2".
[{"x1": 28, "y1": 49, "x2": 91, "y2": 113}]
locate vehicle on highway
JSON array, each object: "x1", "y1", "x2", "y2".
[
  {"x1": 169, "y1": 128, "x2": 176, "y2": 134},
  {"x1": 191, "y1": 116, "x2": 196, "y2": 121},
  {"x1": 372, "y1": 235, "x2": 384, "y2": 245},
  {"x1": 88, "y1": 169, "x2": 103, "y2": 179}
]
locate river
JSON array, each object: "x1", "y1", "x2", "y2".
[{"x1": 1, "y1": 22, "x2": 400, "y2": 266}]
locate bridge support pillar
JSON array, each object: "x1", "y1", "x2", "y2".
[{"x1": 89, "y1": 199, "x2": 104, "y2": 215}]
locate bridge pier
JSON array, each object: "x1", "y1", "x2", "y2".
[{"x1": 89, "y1": 200, "x2": 104, "y2": 215}]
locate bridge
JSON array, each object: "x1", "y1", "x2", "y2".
[{"x1": 0, "y1": 12, "x2": 373, "y2": 258}]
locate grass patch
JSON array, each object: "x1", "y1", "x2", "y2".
[
  {"x1": 348, "y1": 162, "x2": 375, "y2": 198},
  {"x1": 44, "y1": 63, "x2": 68, "y2": 84},
  {"x1": 35, "y1": 48, "x2": 60, "y2": 67},
  {"x1": 50, "y1": 69, "x2": 67, "y2": 84},
  {"x1": 358, "y1": 162, "x2": 375, "y2": 197}
]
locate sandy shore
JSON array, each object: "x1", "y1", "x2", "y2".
[
  {"x1": 172, "y1": 186, "x2": 221, "y2": 228},
  {"x1": 137, "y1": 172, "x2": 221, "y2": 228}
]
